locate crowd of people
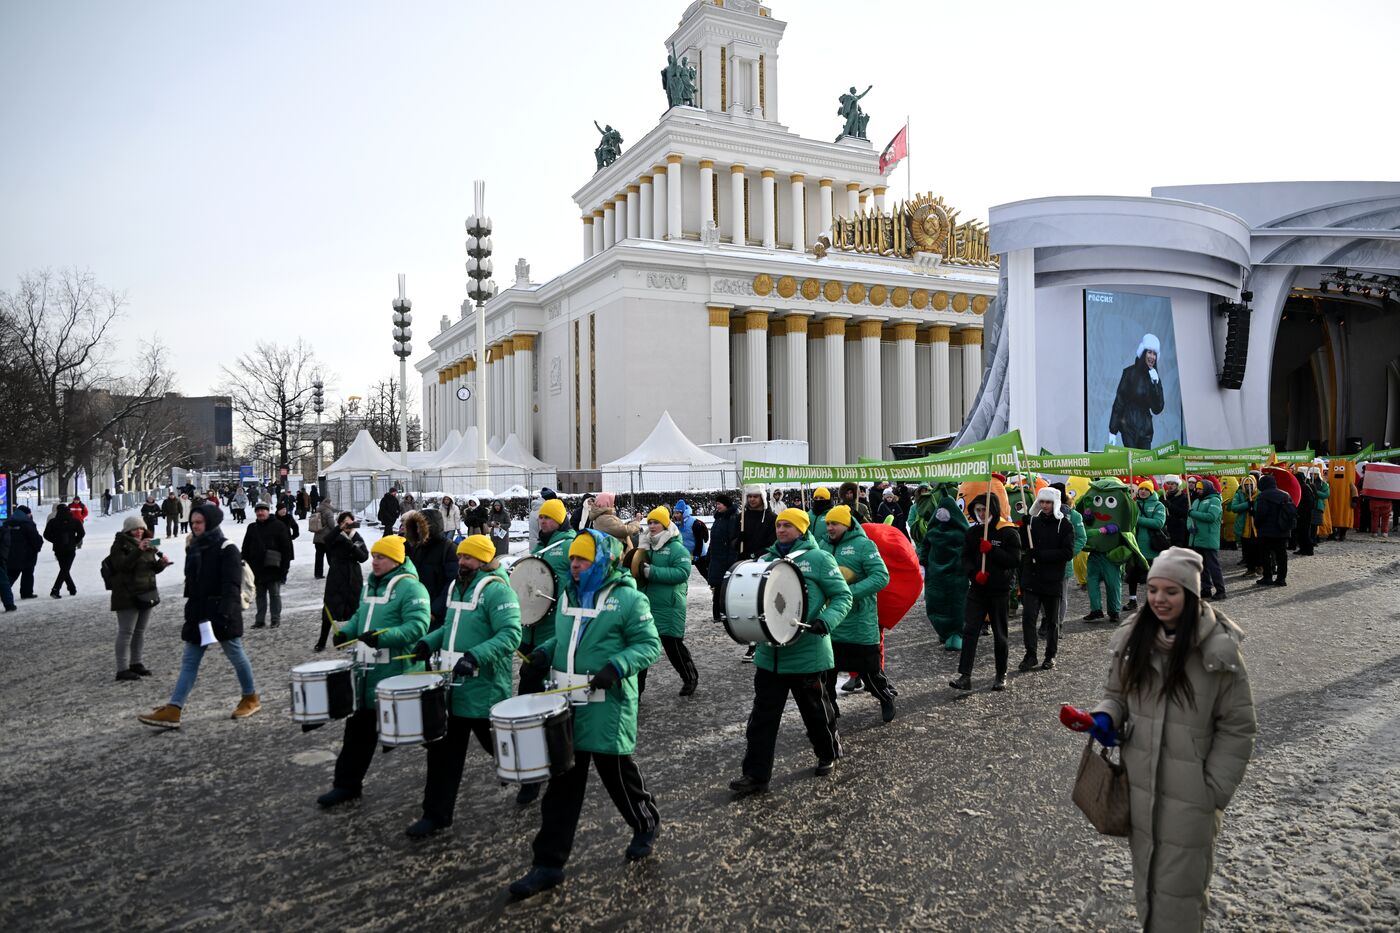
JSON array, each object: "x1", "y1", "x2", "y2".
[{"x1": 3, "y1": 454, "x2": 1392, "y2": 930}]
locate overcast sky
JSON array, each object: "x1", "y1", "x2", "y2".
[{"x1": 3, "y1": 0, "x2": 1396, "y2": 403}]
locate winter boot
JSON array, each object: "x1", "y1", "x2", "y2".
[
  {"x1": 625, "y1": 823, "x2": 658, "y2": 861},
  {"x1": 1082, "y1": 609, "x2": 1105, "y2": 622},
  {"x1": 405, "y1": 817, "x2": 446, "y2": 838},
  {"x1": 841, "y1": 675, "x2": 864, "y2": 693},
  {"x1": 232, "y1": 694, "x2": 261, "y2": 719},
  {"x1": 128, "y1": 663, "x2": 152, "y2": 676},
  {"x1": 948, "y1": 674, "x2": 972, "y2": 691},
  {"x1": 515, "y1": 783, "x2": 541, "y2": 806},
  {"x1": 944, "y1": 634, "x2": 963, "y2": 651},
  {"x1": 138, "y1": 705, "x2": 182, "y2": 729},
  {"x1": 992, "y1": 674, "x2": 1008, "y2": 692},
  {"x1": 1017, "y1": 653, "x2": 1039, "y2": 672},
  {"x1": 814, "y1": 758, "x2": 836, "y2": 777},
  {"x1": 115, "y1": 670, "x2": 141, "y2": 682},
  {"x1": 508, "y1": 866, "x2": 565, "y2": 900},
  {"x1": 317, "y1": 786, "x2": 361, "y2": 808},
  {"x1": 728, "y1": 775, "x2": 769, "y2": 796}
]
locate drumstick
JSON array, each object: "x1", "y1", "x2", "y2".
[
  {"x1": 406, "y1": 669, "x2": 452, "y2": 675},
  {"x1": 536, "y1": 683, "x2": 593, "y2": 696},
  {"x1": 337, "y1": 628, "x2": 388, "y2": 649}
]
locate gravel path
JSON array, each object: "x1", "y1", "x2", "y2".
[{"x1": 2, "y1": 509, "x2": 1397, "y2": 931}]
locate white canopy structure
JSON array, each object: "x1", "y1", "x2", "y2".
[
  {"x1": 322, "y1": 430, "x2": 412, "y2": 510},
  {"x1": 419, "y1": 429, "x2": 462, "y2": 469},
  {"x1": 599, "y1": 411, "x2": 735, "y2": 492},
  {"x1": 325, "y1": 430, "x2": 408, "y2": 474},
  {"x1": 498, "y1": 433, "x2": 558, "y2": 491},
  {"x1": 415, "y1": 427, "x2": 558, "y2": 498}
]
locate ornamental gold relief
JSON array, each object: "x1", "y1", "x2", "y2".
[
  {"x1": 891, "y1": 286, "x2": 909, "y2": 308},
  {"x1": 952, "y1": 292, "x2": 969, "y2": 313},
  {"x1": 846, "y1": 283, "x2": 866, "y2": 305},
  {"x1": 868, "y1": 284, "x2": 888, "y2": 306},
  {"x1": 823, "y1": 280, "x2": 843, "y2": 302},
  {"x1": 912, "y1": 289, "x2": 930, "y2": 310},
  {"x1": 972, "y1": 294, "x2": 989, "y2": 314},
  {"x1": 801, "y1": 278, "x2": 820, "y2": 300},
  {"x1": 753, "y1": 273, "x2": 774, "y2": 297},
  {"x1": 777, "y1": 275, "x2": 797, "y2": 299},
  {"x1": 932, "y1": 291, "x2": 949, "y2": 311}
]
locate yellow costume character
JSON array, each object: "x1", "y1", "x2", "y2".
[{"x1": 1328, "y1": 460, "x2": 1357, "y2": 539}]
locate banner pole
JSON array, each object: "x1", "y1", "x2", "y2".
[{"x1": 1012, "y1": 446, "x2": 1034, "y2": 549}]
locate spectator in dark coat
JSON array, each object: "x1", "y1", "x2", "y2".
[
  {"x1": 241, "y1": 502, "x2": 293, "y2": 627},
  {"x1": 736, "y1": 486, "x2": 776, "y2": 560},
  {"x1": 569, "y1": 494, "x2": 595, "y2": 534},
  {"x1": 402, "y1": 509, "x2": 454, "y2": 629},
  {"x1": 140, "y1": 496, "x2": 163, "y2": 535},
  {"x1": 0, "y1": 517, "x2": 13, "y2": 611},
  {"x1": 705, "y1": 494, "x2": 740, "y2": 590},
  {"x1": 1254, "y1": 474, "x2": 1297, "y2": 586},
  {"x1": 317, "y1": 511, "x2": 368, "y2": 650},
  {"x1": 108, "y1": 515, "x2": 172, "y2": 679},
  {"x1": 377, "y1": 489, "x2": 402, "y2": 532},
  {"x1": 461, "y1": 496, "x2": 488, "y2": 536},
  {"x1": 3, "y1": 506, "x2": 44, "y2": 600},
  {"x1": 1292, "y1": 472, "x2": 1316, "y2": 556},
  {"x1": 874, "y1": 488, "x2": 907, "y2": 537},
  {"x1": 275, "y1": 502, "x2": 301, "y2": 562},
  {"x1": 1162, "y1": 476, "x2": 1190, "y2": 548},
  {"x1": 43, "y1": 504, "x2": 85, "y2": 598},
  {"x1": 1017, "y1": 488, "x2": 1074, "y2": 672},
  {"x1": 839, "y1": 481, "x2": 873, "y2": 524}
]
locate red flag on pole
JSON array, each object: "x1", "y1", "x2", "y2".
[{"x1": 879, "y1": 124, "x2": 908, "y2": 175}]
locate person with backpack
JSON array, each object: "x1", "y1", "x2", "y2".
[
  {"x1": 311, "y1": 496, "x2": 336, "y2": 579},
  {"x1": 107, "y1": 515, "x2": 172, "y2": 681},
  {"x1": 43, "y1": 503, "x2": 85, "y2": 599},
  {"x1": 3, "y1": 505, "x2": 44, "y2": 600},
  {"x1": 242, "y1": 502, "x2": 293, "y2": 628},
  {"x1": 138, "y1": 503, "x2": 259, "y2": 729}
]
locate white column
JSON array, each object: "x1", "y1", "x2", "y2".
[
  {"x1": 929, "y1": 326, "x2": 951, "y2": 436},
  {"x1": 881, "y1": 337, "x2": 897, "y2": 453},
  {"x1": 582, "y1": 216, "x2": 594, "y2": 259},
  {"x1": 785, "y1": 315, "x2": 809, "y2": 441},
  {"x1": 698, "y1": 159, "x2": 715, "y2": 230},
  {"x1": 666, "y1": 154, "x2": 683, "y2": 240},
  {"x1": 845, "y1": 182, "x2": 860, "y2": 219},
  {"x1": 639, "y1": 175, "x2": 654, "y2": 239},
  {"x1": 1006, "y1": 249, "x2": 1038, "y2": 451},
  {"x1": 874, "y1": 185, "x2": 887, "y2": 213},
  {"x1": 651, "y1": 164, "x2": 668, "y2": 241},
  {"x1": 824, "y1": 317, "x2": 847, "y2": 463},
  {"x1": 591, "y1": 210, "x2": 604, "y2": 255},
  {"x1": 708, "y1": 307, "x2": 731, "y2": 442},
  {"x1": 819, "y1": 179, "x2": 834, "y2": 235},
  {"x1": 860, "y1": 320, "x2": 882, "y2": 459},
  {"x1": 789, "y1": 174, "x2": 805, "y2": 250},
  {"x1": 501, "y1": 340, "x2": 516, "y2": 439},
  {"x1": 895, "y1": 322, "x2": 917, "y2": 444},
  {"x1": 949, "y1": 334, "x2": 964, "y2": 429},
  {"x1": 492, "y1": 346, "x2": 506, "y2": 440},
  {"x1": 602, "y1": 203, "x2": 615, "y2": 249},
  {"x1": 961, "y1": 327, "x2": 983, "y2": 418},
  {"x1": 626, "y1": 188, "x2": 640, "y2": 240},
  {"x1": 760, "y1": 170, "x2": 776, "y2": 249},
  {"x1": 467, "y1": 358, "x2": 479, "y2": 431},
  {"x1": 729, "y1": 164, "x2": 746, "y2": 245},
  {"x1": 614, "y1": 194, "x2": 629, "y2": 241},
  {"x1": 447, "y1": 366, "x2": 460, "y2": 434},
  {"x1": 745, "y1": 310, "x2": 769, "y2": 441},
  {"x1": 807, "y1": 330, "x2": 826, "y2": 458},
  {"x1": 769, "y1": 317, "x2": 788, "y2": 440},
  {"x1": 844, "y1": 328, "x2": 861, "y2": 459},
  {"x1": 730, "y1": 318, "x2": 748, "y2": 437}
]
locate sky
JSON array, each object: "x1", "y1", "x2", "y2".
[{"x1": 3, "y1": 0, "x2": 1397, "y2": 405}]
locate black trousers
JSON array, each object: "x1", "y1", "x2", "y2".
[
  {"x1": 333, "y1": 708, "x2": 382, "y2": 792},
  {"x1": 531, "y1": 750, "x2": 659, "y2": 869},
  {"x1": 638, "y1": 634, "x2": 697, "y2": 692},
  {"x1": 823, "y1": 641, "x2": 893, "y2": 717},
  {"x1": 1239, "y1": 537, "x2": 1260, "y2": 571},
  {"x1": 959, "y1": 588, "x2": 1010, "y2": 677},
  {"x1": 17, "y1": 565, "x2": 36, "y2": 598},
  {"x1": 421, "y1": 716, "x2": 492, "y2": 826},
  {"x1": 1194, "y1": 548, "x2": 1225, "y2": 596},
  {"x1": 1021, "y1": 590, "x2": 1061, "y2": 661},
  {"x1": 51, "y1": 549, "x2": 77, "y2": 595},
  {"x1": 314, "y1": 542, "x2": 326, "y2": 578},
  {"x1": 741, "y1": 666, "x2": 840, "y2": 782},
  {"x1": 1260, "y1": 536, "x2": 1289, "y2": 583}
]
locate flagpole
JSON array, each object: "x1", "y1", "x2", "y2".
[{"x1": 906, "y1": 115, "x2": 911, "y2": 200}]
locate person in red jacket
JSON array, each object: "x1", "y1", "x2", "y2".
[{"x1": 68, "y1": 497, "x2": 89, "y2": 523}]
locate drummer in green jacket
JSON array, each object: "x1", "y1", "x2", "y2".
[
  {"x1": 820, "y1": 505, "x2": 894, "y2": 723},
  {"x1": 730, "y1": 508, "x2": 853, "y2": 797},
  {"x1": 404, "y1": 534, "x2": 521, "y2": 837},
  {"x1": 635, "y1": 505, "x2": 698, "y2": 697},
  {"x1": 318, "y1": 535, "x2": 431, "y2": 809},
  {"x1": 509, "y1": 529, "x2": 662, "y2": 900},
  {"x1": 513, "y1": 498, "x2": 577, "y2": 807}
]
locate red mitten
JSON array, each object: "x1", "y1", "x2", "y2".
[
  {"x1": 978, "y1": 539, "x2": 993, "y2": 554},
  {"x1": 1060, "y1": 704, "x2": 1094, "y2": 732},
  {"x1": 974, "y1": 570, "x2": 989, "y2": 585}
]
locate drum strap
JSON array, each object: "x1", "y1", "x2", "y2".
[
  {"x1": 445, "y1": 575, "x2": 501, "y2": 648},
  {"x1": 355, "y1": 573, "x2": 409, "y2": 666},
  {"x1": 560, "y1": 584, "x2": 617, "y2": 677}
]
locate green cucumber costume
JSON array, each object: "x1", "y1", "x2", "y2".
[
  {"x1": 419, "y1": 567, "x2": 521, "y2": 718},
  {"x1": 1079, "y1": 479, "x2": 1148, "y2": 616},
  {"x1": 337, "y1": 558, "x2": 431, "y2": 709},
  {"x1": 918, "y1": 485, "x2": 969, "y2": 649},
  {"x1": 755, "y1": 530, "x2": 853, "y2": 674}
]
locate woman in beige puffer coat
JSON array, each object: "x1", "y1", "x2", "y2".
[{"x1": 1091, "y1": 547, "x2": 1256, "y2": 932}]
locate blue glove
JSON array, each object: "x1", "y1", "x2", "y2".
[{"x1": 1089, "y1": 712, "x2": 1118, "y2": 748}]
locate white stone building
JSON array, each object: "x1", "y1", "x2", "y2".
[{"x1": 417, "y1": 0, "x2": 997, "y2": 473}]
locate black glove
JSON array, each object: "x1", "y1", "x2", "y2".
[
  {"x1": 806, "y1": 618, "x2": 829, "y2": 635},
  {"x1": 358, "y1": 631, "x2": 380, "y2": 648},
  {"x1": 453, "y1": 653, "x2": 479, "y2": 679},
  {"x1": 589, "y1": 662, "x2": 621, "y2": 691},
  {"x1": 527, "y1": 646, "x2": 550, "y2": 668},
  {"x1": 411, "y1": 641, "x2": 432, "y2": 663},
  {"x1": 331, "y1": 631, "x2": 350, "y2": 647}
]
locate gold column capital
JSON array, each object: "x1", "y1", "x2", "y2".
[
  {"x1": 708, "y1": 306, "x2": 733, "y2": 327},
  {"x1": 731, "y1": 315, "x2": 749, "y2": 334},
  {"x1": 582, "y1": 215, "x2": 594, "y2": 224},
  {"x1": 821, "y1": 316, "x2": 848, "y2": 337},
  {"x1": 744, "y1": 309, "x2": 770, "y2": 331},
  {"x1": 927, "y1": 324, "x2": 952, "y2": 343},
  {"x1": 592, "y1": 209, "x2": 605, "y2": 218},
  {"x1": 666, "y1": 153, "x2": 684, "y2": 165},
  {"x1": 626, "y1": 184, "x2": 640, "y2": 194},
  {"x1": 859, "y1": 319, "x2": 883, "y2": 340},
  {"x1": 783, "y1": 314, "x2": 810, "y2": 335},
  {"x1": 501, "y1": 339, "x2": 515, "y2": 356},
  {"x1": 639, "y1": 173, "x2": 653, "y2": 184},
  {"x1": 697, "y1": 158, "x2": 715, "y2": 170},
  {"x1": 513, "y1": 333, "x2": 536, "y2": 352},
  {"x1": 602, "y1": 202, "x2": 614, "y2": 212},
  {"x1": 463, "y1": 357, "x2": 476, "y2": 373},
  {"x1": 789, "y1": 173, "x2": 805, "y2": 183},
  {"x1": 846, "y1": 182, "x2": 861, "y2": 192},
  {"x1": 894, "y1": 322, "x2": 918, "y2": 342},
  {"x1": 760, "y1": 169, "x2": 776, "y2": 179},
  {"x1": 873, "y1": 185, "x2": 888, "y2": 196},
  {"x1": 770, "y1": 317, "x2": 788, "y2": 337},
  {"x1": 819, "y1": 178, "x2": 834, "y2": 188},
  {"x1": 614, "y1": 193, "x2": 627, "y2": 203},
  {"x1": 845, "y1": 323, "x2": 861, "y2": 342},
  {"x1": 730, "y1": 163, "x2": 746, "y2": 174},
  {"x1": 652, "y1": 163, "x2": 669, "y2": 175},
  {"x1": 959, "y1": 327, "x2": 984, "y2": 347}
]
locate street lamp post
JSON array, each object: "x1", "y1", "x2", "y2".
[
  {"x1": 312, "y1": 378, "x2": 325, "y2": 477},
  {"x1": 392, "y1": 275, "x2": 413, "y2": 467},
  {"x1": 465, "y1": 179, "x2": 497, "y2": 485}
]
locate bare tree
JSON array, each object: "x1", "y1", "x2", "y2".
[
  {"x1": 0, "y1": 269, "x2": 171, "y2": 497},
  {"x1": 217, "y1": 340, "x2": 325, "y2": 480}
]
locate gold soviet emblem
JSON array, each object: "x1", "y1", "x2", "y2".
[
  {"x1": 801, "y1": 278, "x2": 820, "y2": 300},
  {"x1": 753, "y1": 273, "x2": 773, "y2": 297},
  {"x1": 777, "y1": 275, "x2": 797, "y2": 299}
]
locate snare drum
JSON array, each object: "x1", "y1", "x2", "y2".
[
  {"x1": 375, "y1": 674, "x2": 450, "y2": 746},
  {"x1": 509, "y1": 555, "x2": 558, "y2": 627},
  {"x1": 718, "y1": 558, "x2": 809, "y2": 647},
  {"x1": 490, "y1": 694, "x2": 574, "y2": 784},
  {"x1": 290, "y1": 659, "x2": 359, "y2": 723}
]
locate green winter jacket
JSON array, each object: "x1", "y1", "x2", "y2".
[
  {"x1": 336, "y1": 559, "x2": 431, "y2": 709},
  {"x1": 521, "y1": 527, "x2": 576, "y2": 652},
  {"x1": 640, "y1": 527, "x2": 690, "y2": 638},
  {"x1": 419, "y1": 567, "x2": 521, "y2": 718},
  {"x1": 536, "y1": 567, "x2": 661, "y2": 755},
  {"x1": 1228, "y1": 488, "x2": 1256, "y2": 539},
  {"x1": 754, "y1": 532, "x2": 853, "y2": 674},
  {"x1": 1135, "y1": 495, "x2": 1168, "y2": 563},
  {"x1": 824, "y1": 522, "x2": 889, "y2": 647},
  {"x1": 1064, "y1": 505, "x2": 1088, "y2": 580},
  {"x1": 1188, "y1": 491, "x2": 1223, "y2": 550},
  {"x1": 1312, "y1": 480, "x2": 1330, "y2": 517},
  {"x1": 806, "y1": 507, "x2": 830, "y2": 547}
]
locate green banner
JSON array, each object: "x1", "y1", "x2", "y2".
[
  {"x1": 742, "y1": 451, "x2": 1190, "y2": 485},
  {"x1": 1188, "y1": 462, "x2": 1253, "y2": 478},
  {"x1": 1179, "y1": 444, "x2": 1276, "y2": 464},
  {"x1": 1368, "y1": 446, "x2": 1400, "y2": 460},
  {"x1": 1153, "y1": 440, "x2": 1182, "y2": 458},
  {"x1": 872, "y1": 429, "x2": 1024, "y2": 465},
  {"x1": 1332, "y1": 444, "x2": 1374, "y2": 461},
  {"x1": 1271, "y1": 449, "x2": 1315, "y2": 463}
]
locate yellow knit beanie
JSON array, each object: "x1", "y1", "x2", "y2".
[
  {"x1": 370, "y1": 535, "x2": 406, "y2": 565},
  {"x1": 456, "y1": 534, "x2": 496, "y2": 563},
  {"x1": 826, "y1": 504, "x2": 853, "y2": 528},
  {"x1": 776, "y1": 507, "x2": 810, "y2": 534},
  {"x1": 568, "y1": 533, "x2": 597, "y2": 562},
  {"x1": 646, "y1": 505, "x2": 671, "y2": 528},
  {"x1": 539, "y1": 499, "x2": 567, "y2": 525}
]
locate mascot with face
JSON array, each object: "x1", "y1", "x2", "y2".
[{"x1": 1078, "y1": 478, "x2": 1148, "y2": 623}]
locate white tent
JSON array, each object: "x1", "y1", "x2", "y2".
[
  {"x1": 322, "y1": 430, "x2": 412, "y2": 510},
  {"x1": 599, "y1": 411, "x2": 735, "y2": 492},
  {"x1": 420, "y1": 429, "x2": 462, "y2": 469},
  {"x1": 434, "y1": 427, "x2": 526, "y2": 470},
  {"x1": 498, "y1": 433, "x2": 558, "y2": 491},
  {"x1": 415, "y1": 426, "x2": 548, "y2": 498},
  {"x1": 325, "y1": 430, "x2": 408, "y2": 474}
]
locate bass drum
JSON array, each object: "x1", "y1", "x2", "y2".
[
  {"x1": 509, "y1": 555, "x2": 558, "y2": 627},
  {"x1": 717, "y1": 559, "x2": 808, "y2": 647}
]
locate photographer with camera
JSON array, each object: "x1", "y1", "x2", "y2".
[{"x1": 315, "y1": 511, "x2": 369, "y2": 651}]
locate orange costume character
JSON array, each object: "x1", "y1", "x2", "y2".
[{"x1": 1327, "y1": 460, "x2": 1358, "y2": 540}]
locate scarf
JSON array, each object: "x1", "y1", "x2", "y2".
[
  {"x1": 1153, "y1": 625, "x2": 1177, "y2": 656},
  {"x1": 774, "y1": 539, "x2": 794, "y2": 557}
]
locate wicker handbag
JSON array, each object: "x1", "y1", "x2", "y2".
[{"x1": 1072, "y1": 738, "x2": 1131, "y2": 837}]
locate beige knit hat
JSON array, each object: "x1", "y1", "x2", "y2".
[{"x1": 1147, "y1": 546, "x2": 1203, "y2": 597}]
